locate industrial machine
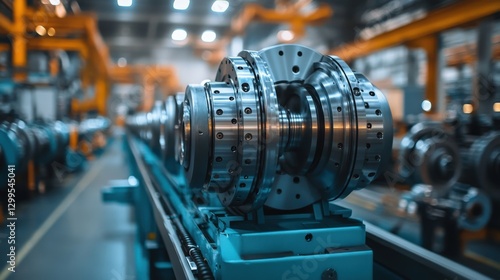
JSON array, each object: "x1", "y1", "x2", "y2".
[
  {"x1": 0, "y1": 116, "x2": 111, "y2": 194},
  {"x1": 106, "y1": 44, "x2": 489, "y2": 280}
]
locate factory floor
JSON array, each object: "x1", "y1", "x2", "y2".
[{"x1": 0, "y1": 133, "x2": 136, "y2": 280}]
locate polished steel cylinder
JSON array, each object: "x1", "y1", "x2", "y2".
[{"x1": 178, "y1": 44, "x2": 393, "y2": 212}]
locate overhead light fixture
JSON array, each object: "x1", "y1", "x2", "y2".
[
  {"x1": 463, "y1": 103, "x2": 473, "y2": 114},
  {"x1": 494, "y1": 102, "x2": 500, "y2": 112},
  {"x1": 35, "y1": 25, "x2": 46, "y2": 36},
  {"x1": 47, "y1": 27, "x2": 56, "y2": 36},
  {"x1": 211, "y1": 0, "x2": 229, "y2": 12},
  {"x1": 172, "y1": 29, "x2": 188, "y2": 41},
  {"x1": 117, "y1": 0, "x2": 132, "y2": 7},
  {"x1": 201, "y1": 30, "x2": 216, "y2": 43},
  {"x1": 117, "y1": 57, "x2": 127, "y2": 67},
  {"x1": 173, "y1": 0, "x2": 190, "y2": 10},
  {"x1": 49, "y1": 0, "x2": 60, "y2": 5},
  {"x1": 277, "y1": 30, "x2": 295, "y2": 42},
  {"x1": 421, "y1": 100, "x2": 432, "y2": 112}
]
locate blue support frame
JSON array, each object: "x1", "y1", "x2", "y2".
[{"x1": 105, "y1": 135, "x2": 373, "y2": 279}]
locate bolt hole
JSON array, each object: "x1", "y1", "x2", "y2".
[
  {"x1": 242, "y1": 83, "x2": 250, "y2": 92},
  {"x1": 368, "y1": 172, "x2": 375, "y2": 177},
  {"x1": 293, "y1": 177, "x2": 300, "y2": 183},
  {"x1": 216, "y1": 157, "x2": 223, "y2": 162},
  {"x1": 292, "y1": 65, "x2": 300, "y2": 73},
  {"x1": 214, "y1": 174, "x2": 219, "y2": 179},
  {"x1": 353, "y1": 174, "x2": 359, "y2": 179},
  {"x1": 198, "y1": 130, "x2": 204, "y2": 135},
  {"x1": 367, "y1": 123, "x2": 372, "y2": 129},
  {"x1": 353, "y1": 87, "x2": 360, "y2": 96},
  {"x1": 231, "y1": 146, "x2": 237, "y2": 152},
  {"x1": 369, "y1": 91, "x2": 375, "y2": 96},
  {"x1": 338, "y1": 143, "x2": 343, "y2": 149},
  {"x1": 244, "y1": 107, "x2": 252, "y2": 114},
  {"x1": 216, "y1": 109, "x2": 223, "y2": 115},
  {"x1": 295, "y1": 194, "x2": 301, "y2": 199},
  {"x1": 240, "y1": 183, "x2": 246, "y2": 188},
  {"x1": 277, "y1": 188, "x2": 282, "y2": 194},
  {"x1": 305, "y1": 233, "x2": 313, "y2": 242},
  {"x1": 245, "y1": 159, "x2": 251, "y2": 164},
  {"x1": 245, "y1": 133, "x2": 252, "y2": 141},
  {"x1": 334, "y1": 162, "x2": 339, "y2": 167},
  {"x1": 216, "y1": 132, "x2": 224, "y2": 139},
  {"x1": 297, "y1": 51, "x2": 303, "y2": 57},
  {"x1": 337, "y1": 107, "x2": 342, "y2": 112},
  {"x1": 376, "y1": 109, "x2": 382, "y2": 116},
  {"x1": 237, "y1": 66, "x2": 243, "y2": 70},
  {"x1": 229, "y1": 96, "x2": 234, "y2": 101},
  {"x1": 279, "y1": 50, "x2": 284, "y2": 56},
  {"x1": 365, "y1": 102, "x2": 370, "y2": 108},
  {"x1": 377, "y1": 132, "x2": 383, "y2": 139},
  {"x1": 375, "y1": 155, "x2": 381, "y2": 162},
  {"x1": 231, "y1": 118, "x2": 237, "y2": 124},
  {"x1": 214, "y1": 90, "x2": 220, "y2": 94}
]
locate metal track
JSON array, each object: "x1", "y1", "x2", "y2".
[{"x1": 127, "y1": 134, "x2": 195, "y2": 280}]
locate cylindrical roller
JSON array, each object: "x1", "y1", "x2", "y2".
[
  {"x1": 178, "y1": 44, "x2": 393, "y2": 213},
  {"x1": 399, "y1": 122, "x2": 462, "y2": 197},
  {"x1": 161, "y1": 93, "x2": 184, "y2": 164},
  {"x1": 460, "y1": 132, "x2": 500, "y2": 199}
]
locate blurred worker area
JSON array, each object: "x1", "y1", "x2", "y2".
[{"x1": 0, "y1": 0, "x2": 499, "y2": 279}]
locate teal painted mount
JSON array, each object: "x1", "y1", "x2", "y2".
[{"x1": 113, "y1": 135, "x2": 373, "y2": 280}]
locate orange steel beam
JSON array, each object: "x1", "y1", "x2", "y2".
[
  {"x1": 329, "y1": 0, "x2": 500, "y2": 61},
  {"x1": 12, "y1": 0, "x2": 27, "y2": 82},
  {"x1": 110, "y1": 65, "x2": 182, "y2": 111},
  {"x1": 27, "y1": 38, "x2": 89, "y2": 56},
  {"x1": 446, "y1": 36, "x2": 500, "y2": 66},
  {"x1": 25, "y1": 12, "x2": 111, "y2": 115},
  {"x1": 232, "y1": 2, "x2": 332, "y2": 37},
  {"x1": 0, "y1": 13, "x2": 13, "y2": 32}
]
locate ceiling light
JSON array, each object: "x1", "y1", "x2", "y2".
[
  {"x1": 494, "y1": 102, "x2": 500, "y2": 112},
  {"x1": 35, "y1": 25, "x2": 46, "y2": 36},
  {"x1": 421, "y1": 100, "x2": 432, "y2": 112},
  {"x1": 277, "y1": 30, "x2": 295, "y2": 42},
  {"x1": 201, "y1": 30, "x2": 216, "y2": 43},
  {"x1": 55, "y1": 4, "x2": 66, "y2": 17},
  {"x1": 172, "y1": 29, "x2": 187, "y2": 41},
  {"x1": 211, "y1": 0, "x2": 229, "y2": 12},
  {"x1": 463, "y1": 103, "x2": 473, "y2": 114},
  {"x1": 47, "y1": 27, "x2": 56, "y2": 36},
  {"x1": 117, "y1": 0, "x2": 132, "y2": 7},
  {"x1": 49, "y1": 0, "x2": 60, "y2": 5},
  {"x1": 173, "y1": 0, "x2": 190, "y2": 10},
  {"x1": 117, "y1": 57, "x2": 127, "y2": 67}
]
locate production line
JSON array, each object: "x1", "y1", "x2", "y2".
[
  {"x1": 0, "y1": 117, "x2": 111, "y2": 195},
  {"x1": 108, "y1": 44, "x2": 493, "y2": 279}
]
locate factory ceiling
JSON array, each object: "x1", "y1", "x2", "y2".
[{"x1": 76, "y1": 0, "x2": 366, "y2": 64}]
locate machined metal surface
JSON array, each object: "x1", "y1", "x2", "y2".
[
  {"x1": 178, "y1": 44, "x2": 393, "y2": 212},
  {"x1": 161, "y1": 93, "x2": 184, "y2": 163},
  {"x1": 461, "y1": 132, "x2": 500, "y2": 199},
  {"x1": 399, "y1": 122, "x2": 462, "y2": 197}
]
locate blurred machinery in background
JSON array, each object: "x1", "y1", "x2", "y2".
[
  {"x1": 104, "y1": 44, "x2": 487, "y2": 280},
  {"x1": 0, "y1": 117, "x2": 111, "y2": 195}
]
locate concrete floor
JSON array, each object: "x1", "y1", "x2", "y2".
[{"x1": 0, "y1": 136, "x2": 136, "y2": 280}]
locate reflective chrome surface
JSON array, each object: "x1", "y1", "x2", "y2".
[{"x1": 179, "y1": 44, "x2": 393, "y2": 212}]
